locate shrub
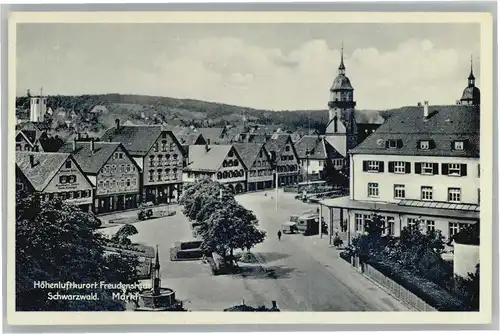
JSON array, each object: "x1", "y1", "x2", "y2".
[{"x1": 367, "y1": 259, "x2": 470, "y2": 311}]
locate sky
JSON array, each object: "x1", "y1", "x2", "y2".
[{"x1": 16, "y1": 23, "x2": 480, "y2": 110}]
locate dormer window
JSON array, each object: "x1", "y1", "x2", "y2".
[
  {"x1": 454, "y1": 141, "x2": 464, "y2": 151},
  {"x1": 419, "y1": 141, "x2": 430, "y2": 150},
  {"x1": 386, "y1": 139, "x2": 403, "y2": 149}
]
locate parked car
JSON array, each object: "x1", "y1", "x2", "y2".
[
  {"x1": 137, "y1": 208, "x2": 153, "y2": 221},
  {"x1": 281, "y1": 221, "x2": 298, "y2": 234}
]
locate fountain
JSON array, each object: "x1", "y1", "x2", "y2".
[{"x1": 135, "y1": 246, "x2": 184, "y2": 311}]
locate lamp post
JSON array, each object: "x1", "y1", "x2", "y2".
[
  {"x1": 275, "y1": 166, "x2": 279, "y2": 211},
  {"x1": 305, "y1": 148, "x2": 310, "y2": 185}
]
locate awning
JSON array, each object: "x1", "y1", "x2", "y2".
[{"x1": 319, "y1": 196, "x2": 479, "y2": 221}]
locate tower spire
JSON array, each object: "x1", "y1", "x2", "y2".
[
  {"x1": 468, "y1": 55, "x2": 475, "y2": 86},
  {"x1": 338, "y1": 42, "x2": 346, "y2": 75}
]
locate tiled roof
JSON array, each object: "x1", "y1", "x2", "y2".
[
  {"x1": 59, "y1": 141, "x2": 122, "y2": 174},
  {"x1": 196, "y1": 128, "x2": 225, "y2": 143},
  {"x1": 186, "y1": 145, "x2": 244, "y2": 172},
  {"x1": 16, "y1": 152, "x2": 71, "y2": 191},
  {"x1": 460, "y1": 86, "x2": 480, "y2": 102},
  {"x1": 264, "y1": 134, "x2": 290, "y2": 155},
  {"x1": 19, "y1": 130, "x2": 37, "y2": 144},
  {"x1": 295, "y1": 136, "x2": 344, "y2": 160},
  {"x1": 176, "y1": 133, "x2": 205, "y2": 146},
  {"x1": 350, "y1": 104, "x2": 480, "y2": 157},
  {"x1": 295, "y1": 136, "x2": 324, "y2": 160},
  {"x1": 100, "y1": 125, "x2": 162, "y2": 156},
  {"x1": 233, "y1": 143, "x2": 266, "y2": 169},
  {"x1": 324, "y1": 135, "x2": 347, "y2": 157},
  {"x1": 324, "y1": 140, "x2": 344, "y2": 159},
  {"x1": 331, "y1": 74, "x2": 353, "y2": 91}
]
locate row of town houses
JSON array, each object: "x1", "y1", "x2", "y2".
[
  {"x1": 15, "y1": 52, "x2": 480, "y2": 245},
  {"x1": 16, "y1": 118, "x2": 331, "y2": 214}
]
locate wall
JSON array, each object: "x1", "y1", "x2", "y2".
[
  {"x1": 214, "y1": 148, "x2": 247, "y2": 184},
  {"x1": 15, "y1": 135, "x2": 33, "y2": 152},
  {"x1": 248, "y1": 148, "x2": 274, "y2": 183},
  {"x1": 351, "y1": 154, "x2": 479, "y2": 204},
  {"x1": 276, "y1": 139, "x2": 300, "y2": 176},
  {"x1": 301, "y1": 159, "x2": 324, "y2": 175},
  {"x1": 182, "y1": 171, "x2": 216, "y2": 183},
  {"x1": 43, "y1": 157, "x2": 93, "y2": 205},
  {"x1": 96, "y1": 146, "x2": 140, "y2": 196},
  {"x1": 453, "y1": 243, "x2": 479, "y2": 278},
  {"x1": 347, "y1": 209, "x2": 476, "y2": 240},
  {"x1": 143, "y1": 131, "x2": 184, "y2": 186},
  {"x1": 30, "y1": 97, "x2": 47, "y2": 122}
]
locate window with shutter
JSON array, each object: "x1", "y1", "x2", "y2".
[
  {"x1": 362, "y1": 161, "x2": 368, "y2": 171},
  {"x1": 433, "y1": 163, "x2": 439, "y2": 175},
  {"x1": 405, "y1": 162, "x2": 411, "y2": 174},
  {"x1": 460, "y1": 164, "x2": 467, "y2": 176},
  {"x1": 441, "y1": 163, "x2": 449, "y2": 175},
  {"x1": 415, "y1": 162, "x2": 422, "y2": 174}
]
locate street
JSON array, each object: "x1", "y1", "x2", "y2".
[{"x1": 101, "y1": 190, "x2": 411, "y2": 311}]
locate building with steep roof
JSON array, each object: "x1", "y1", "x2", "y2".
[
  {"x1": 100, "y1": 120, "x2": 185, "y2": 203},
  {"x1": 183, "y1": 144, "x2": 247, "y2": 193},
  {"x1": 192, "y1": 127, "x2": 227, "y2": 145},
  {"x1": 16, "y1": 152, "x2": 94, "y2": 212},
  {"x1": 295, "y1": 135, "x2": 345, "y2": 182},
  {"x1": 233, "y1": 143, "x2": 274, "y2": 191},
  {"x1": 319, "y1": 102, "x2": 480, "y2": 242},
  {"x1": 264, "y1": 134, "x2": 300, "y2": 186},
  {"x1": 174, "y1": 132, "x2": 207, "y2": 154},
  {"x1": 59, "y1": 139, "x2": 141, "y2": 213}
]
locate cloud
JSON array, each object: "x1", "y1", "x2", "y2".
[{"x1": 17, "y1": 35, "x2": 476, "y2": 111}]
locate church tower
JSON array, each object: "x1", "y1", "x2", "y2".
[
  {"x1": 29, "y1": 87, "x2": 47, "y2": 123},
  {"x1": 325, "y1": 44, "x2": 357, "y2": 154},
  {"x1": 459, "y1": 56, "x2": 480, "y2": 106}
]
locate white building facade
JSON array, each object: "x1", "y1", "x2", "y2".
[{"x1": 320, "y1": 102, "x2": 480, "y2": 242}]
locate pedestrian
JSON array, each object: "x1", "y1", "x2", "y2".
[{"x1": 277, "y1": 230, "x2": 282, "y2": 241}]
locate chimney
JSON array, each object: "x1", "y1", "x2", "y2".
[
  {"x1": 90, "y1": 139, "x2": 95, "y2": 153},
  {"x1": 72, "y1": 137, "x2": 77, "y2": 151},
  {"x1": 423, "y1": 101, "x2": 429, "y2": 118},
  {"x1": 115, "y1": 118, "x2": 120, "y2": 130},
  {"x1": 29, "y1": 155, "x2": 35, "y2": 167},
  {"x1": 205, "y1": 142, "x2": 209, "y2": 152},
  {"x1": 271, "y1": 300, "x2": 277, "y2": 310}
]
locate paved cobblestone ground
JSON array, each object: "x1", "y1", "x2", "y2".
[{"x1": 101, "y1": 190, "x2": 411, "y2": 311}]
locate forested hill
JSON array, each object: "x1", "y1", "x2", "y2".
[{"x1": 15, "y1": 93, "x2": 383, "y2": 134}]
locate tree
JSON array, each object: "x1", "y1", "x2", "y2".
[
  {"x1": 16, "y1": 191, "x2": 139, "y2": 311},
  {"x1": 111, "y1": 224, "x2": 139, "y2": 245},
  {"x1": 454, "y1": 264, "x2": 480, "y2": 311},
  {"x1": 180, "y1": 178, "x2": 234, "y2": 222},
  {"x1": 180, "y1": 179, "x2": 266, "y2": 259},
  {"x1": 452, "y1": 224, "x2": 479, "y2": 246}
]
